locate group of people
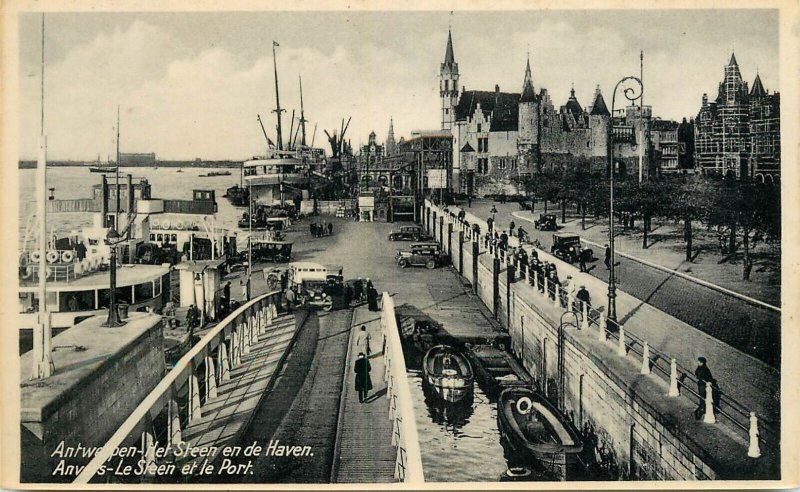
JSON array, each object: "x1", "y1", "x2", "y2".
[
  {"x1": 310, "y1": 222, "x2": 334, "y2": 238},
  {"x1": 346, "y1": 277, "x2": 379, "y2": 311}
]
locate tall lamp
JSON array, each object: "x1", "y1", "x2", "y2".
[
  {"x1": 607, "y1": 76, "x2": 643, "y2": 323},
  {"x1": 102, "y1": 227, "x2": 126, "y2": 327}
]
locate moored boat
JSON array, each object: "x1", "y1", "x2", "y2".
[
  {"x1": 497, "y1": 387, "x2": 583, "y2": 481},
  {"x1": 422, "y1": 345, "x2": 474, "y2": 403}
]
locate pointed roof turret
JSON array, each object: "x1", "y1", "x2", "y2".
[
  {"x1": 520, "y1": 54, "x2": 536, "y2": 103},
  {"x1": 444, "y1": 29, "x2": 455, "y2": 65},
  {"x1": 750, "y1": 73, "x2": 766, "y2": 97},
  {"x1": 728, "y1": 51, "x2": 738, "y2": 67},
  {"x1": 590, "y1": 86, "x2": 610, "y2": 116},
  {"x1": 565, "y1": 86, "x2": 583, "y2": 118}
]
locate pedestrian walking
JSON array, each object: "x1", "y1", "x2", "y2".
[
  {"x1": 564, "y1": 274, "x2": 576, "y2": 310},
  {"x1": 310, "y1": 222, "x2": 315, "y2": 237},
  {"x1": 576, "y1": 285, "x2": 591, "y2": 308},
  {"x1": 285, "y1": 287, "x2": 296, "y2": 314},
  {"x1": 367, "y1": 283, "x2": 379, "y2": 312},
  {"x1": 328, "y1": 222, "x2": 334, "y2": 236},
  {"x1": 604, "y1": 244, "x2": 611, "y2": 269},
  {"x1": 344, "y1": 282, "x2": 353, "y2": 307},
  {"x1": 356, "y1": 325, "x2": 371, "y2": 356},
  {"x1": 362, "y1": 278, "x2": 371, "y2": 305},
  {"x1": 509, "y1": 220, "x2": 516, "y2": 235},
  {"x1": 240, "y1": 279, "x2": 248, "y2": 301},
  {"x1": 579, "y1": 247, "x2": 588, "y2": 272},
  {"x1": 353, "y1": 278, "x2": 363, "y2": 303},
  {"x1": 694, "y1": 357, "x2": 717, "y2": 419},
  {"x1": 467, "y1": 195, "x2": 472, "y2": 207},
  {"x1": 354, "y1": 353, "x2": 373, "y2": 403},
  {"x1": 487, "y1": 217, "x2": 494, "y2": 233}
]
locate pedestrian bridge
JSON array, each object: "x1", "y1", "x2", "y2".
[{"x1": 71, "y1": 291, "x2": 422, "y2": 484}]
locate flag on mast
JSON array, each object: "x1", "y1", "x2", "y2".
[{"x1": 273, "y1": 40, "x2": 279, "y2": 47}]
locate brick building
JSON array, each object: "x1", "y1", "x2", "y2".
[{"x1": 694, "y1": 54, "x2": 780, "y2": 182}]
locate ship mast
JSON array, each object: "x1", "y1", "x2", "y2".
[
  {"x1": 33, "y1": 13, "x2": 53, "y2": 379},
  {"x1": 271, "y1": 41, "x2": 285, "y2": 150},
  {"x1": 299, "y1": 75, "x2": 307, "y2": 147}
]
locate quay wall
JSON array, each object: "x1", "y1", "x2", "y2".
[
  {"x1": 21, "y1": 315, "x2": 165, "y2": 482},
  {"x1": 424, "y1": 202, "x2": 726, "y2": 481}
]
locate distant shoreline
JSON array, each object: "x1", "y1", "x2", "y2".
[{"x1": 18, "y1": 160, "x2": 243, "y2": 169}]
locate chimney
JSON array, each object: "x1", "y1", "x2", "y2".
[{"x1": 495, "y1": 84, "x2": 500, "y2": 93}]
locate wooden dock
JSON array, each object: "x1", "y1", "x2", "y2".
[{"x1": 331, "y1": 306, "x2": 396, "y2": 483}]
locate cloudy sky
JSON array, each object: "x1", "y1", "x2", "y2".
[{"x1": 17, "y1": 9, "x2": 778, "y2": 160}]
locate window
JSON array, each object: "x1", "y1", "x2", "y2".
[
  {"x1": 445, "y1": 80, "x2": 449, "y2": 91},
  {"x1": 134, "y1": 281, "x2": 155, "y2": 302},
  {"x1": 445, "y1": 108, "x2": 449, "y2": 114},
  {"x1": 477, "y1": 123, "x2": 482, "y2": 133},
  {"x1": 498, "y1": 159, "x2": 507, "y2": 171},
  {"x1": 59, "y1": 290, "x2": 96, "y2": 312}
]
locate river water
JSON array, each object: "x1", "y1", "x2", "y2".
[{"x1": 18, "y1": 166, "x2": 247, "y2": 248}]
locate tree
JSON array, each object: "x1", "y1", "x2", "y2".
[
  {"x1": 663, "y1": 175, "x2": 713, "y2": 262},
  {"x1": 731, "y1": 181, "x2": 780, "y2": 280}
]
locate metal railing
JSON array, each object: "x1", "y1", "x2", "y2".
[
  {"x1": 73, "y1": 290, "x2": 284, "y2": 484},
  {"x1": 380, "y1": 292, "x2": 424, "y2": 483},
  {"x1": 424, "y1": 200, "x2": 772, "y2": 460}
]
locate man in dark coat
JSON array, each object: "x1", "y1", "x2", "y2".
[
  {"x1": 354, "y1": 353, "x2": 373, "y2": 403},
  {"x1": 509, "y1": 220, "x2": 516, "y2": 235},
  {"x1": 353, "y1": 278, "x2": 363, "y2": 304},
  {"x1": 222, "y1": 282, "x2": 231, "y2": 313},
  {"x1": 343, "y1": 282, "x2": 353, "y2": 307},
  {"x1": 578, "y1": 246, "x2": 589, "y2": 272},
  {"x1": 694, "y1": 357, "x2": 715, "y2": 419},
  {"x1": 310, "y1": 223, "x2": 316, "y2": 237},
  {"x1": 367, "y1": 281, "x2": 379, "y2": 311},
  {"x1": 576, "y1": 285, "x2": 591, "y2": 308},
  {"x1": 327, "y1": 222, "x2": 334, "y2": 236}
]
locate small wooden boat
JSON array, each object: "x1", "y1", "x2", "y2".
[
  {"x1": 497, "y1": 387, "x2": 583, "y2": 481},
  {"x1": 422, "y1": 345, "x2": 474, "y2": 403},
  {"x1": 468, "y1": 344, "x2": 531, "y2": 397}
]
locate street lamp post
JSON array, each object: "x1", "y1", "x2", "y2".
[
  {"x1": 607, "y1": 76, "x2": 643, "y2": 323},
  {"x1": 102, "y1": 228, "x2": 125, "y2": 327}
]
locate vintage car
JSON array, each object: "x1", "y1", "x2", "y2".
[
  {"x1": 551, "y1": 233, "x2": 593, "y2": 264},
  {"x1": 396, "y1": 242, "x2": 447, "y2": 269},
  {"x1": 534, "y1": 213, "x2": 557, "y2": 231},
  {"x1": 388, "y1": 225, "x2": 427, "y2": 241},
  {"x1": 288, "y1": 262, "x2": 346, "y2": 311},
  {"x1": 248, "y1": 240, "x2": 292, "y2": 263}
]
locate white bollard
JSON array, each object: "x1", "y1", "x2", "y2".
[
  {"x1": 598, "y1": 314, "x2": 607, "y2": 341},
  {"x1": 640, "y1": 341, "x2": 651, "y2": 375},
  {"x1": 553, "y1": 283, "x2": 561, "y2": 308},
  {"x1": 567, "y1": 293, "x2": 574, "y2": 313},
  {"x1": 581, "y1": 301, "x2": 589, "y2": 330},
  {"x1": 668, "y1": 358, "x2": 680, "y2": 397},
  {"x1": 617, "y1": 325, "x2": 627, "y2": 356},
  {"x1": 703, "y1": 381, "x2": 716, "y2": 424},
  {"x1": 533, "y1": 271, "x2": 539, "y2": 291},
  {"x1": 748, "y1": 412, "x2": 761, "y2": 458}
]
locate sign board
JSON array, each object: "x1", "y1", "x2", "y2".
[{"x1": 427, "y1": 169, "x2": 448, "y2": 189}]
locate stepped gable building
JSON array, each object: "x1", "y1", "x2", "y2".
[
  {"x1": 440, "y1": 30, "x2": 690, "y2": 195},
  {"x1": 694, "y1": 53, "x2": 780, "y2": 181}
]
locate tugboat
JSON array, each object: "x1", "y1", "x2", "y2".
[
  {"x1": 422, "y1": 345, "x2": 474, "y2": 403},
  {"x1": 224, "y1": 184, "x2": 249, "y2": 207},
  {"x1": 497, "y1": 387, "x2": 583, "y2": 481}
]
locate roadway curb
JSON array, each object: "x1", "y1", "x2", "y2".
[
  {"x1": 510, "y1": 211, "x2": 780, "y2": 313},
  {"x1": 330, "y1": 307, "x2": 357, "y2": 484}
]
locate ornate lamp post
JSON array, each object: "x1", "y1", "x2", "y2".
[
  {"x1": 607, "y1": 76, "x2": 643, "y2": 323},
  {"x1": 102, "y1": 227, "x2": 126, "y2": 327}
]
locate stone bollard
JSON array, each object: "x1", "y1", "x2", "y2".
[
  {"x1": 668, "y1": 358, "x2": 680, "y2": 396},
  {"x1": 640, "y1": 341, "x2": 651, "y2": 375},
  {"x1": 553, "y1": 283, "x2": 560, "y2": 308},
  {"x1": 598, "y1": 313, "x2": 607, "y2": 341},
  {"x1": 617, "y1": 325, "x2": 627, "y2": 356},
  {"x1": 748, "y1": 412, "x2": 761, "y2": 458},
  {"x1": 581, "y1": 301, "x2": 590, "y2": 330},
  {"x1": 567, "y1": 293, "x2": 574, "y2": 313},
  {"x1": 543, "y1": 277, "x2": 549, "y2": 298},
  {"x1": 703, "y1": 381, "x2": 716, "y2": 424},
  {"x1": 533, "y1": 271, "x2": 539, "y2": 290}
]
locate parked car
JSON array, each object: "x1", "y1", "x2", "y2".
[
  {"x1": 534, "y1": 213, "x2": 557, "y2": 231},
  {"x1": 551, "y1": 233, "x2": 593, "y2": 264},
  {"x1": 396, "y1": 242, "x2": 448, "y2": 269},
  {"x1": 389, "y1": 225, "x2": 427, "y2": 241},
  {"x1": 289, "y1": 262, "x2": 346, "y2": 311}
]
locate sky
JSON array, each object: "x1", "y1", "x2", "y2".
[{"x1": 17, "y1": 9, "x2": 779, "y2": 161}]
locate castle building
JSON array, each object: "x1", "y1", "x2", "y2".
[
  {"x1": 440, "y1": 31, "x2": 667, "y2": 195},
  {"x1": 694, "y1": 54, "x2": 780, "y2": 181}
]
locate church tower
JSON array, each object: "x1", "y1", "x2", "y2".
[
  {"x1": 440, "y1": 29, "x2": 459, "y2": 131},
  {"x1": 518, "y1": 54, "x2": 538, "y2": 146},
  {"x1": 385, "y1": 118, "x2": 397, "y2": 157}
]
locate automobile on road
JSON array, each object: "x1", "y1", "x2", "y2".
[
  {"x1": 388, "y1": 225, "x2": 427, "y2": 241},
  {"x1": 551, "y1": 233, "x2": 593, "y2": 264},
  {"x1": 289, "y1": 262, "x2": 346, "y2": 311},
  {"x1": 534, "y1": 213, "x2": 557, "y2": 231},
  {"x1": 396, "y1": 242, "x2": 448, "y2": 269}
]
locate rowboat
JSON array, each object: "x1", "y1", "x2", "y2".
[
  {"x1": 422, "y1": 345, "x2": 474, "y2": 403},
  {"x1": 497, "y1": 387, "x2": 583, "y2": 481}
]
